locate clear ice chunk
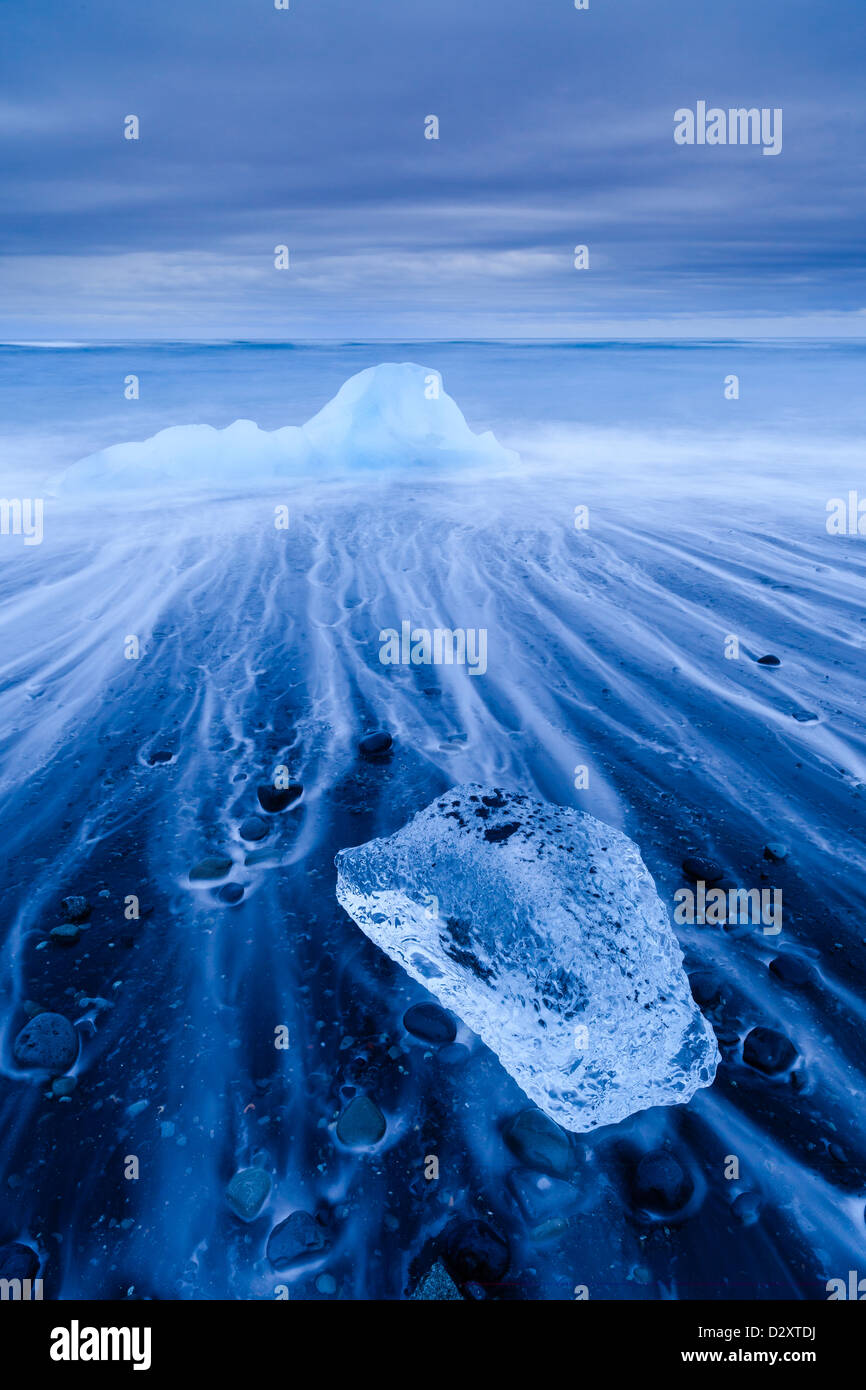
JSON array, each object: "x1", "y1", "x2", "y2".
[{"x1": 335, "y1": 785, "x2": 718, "y2": 1132}]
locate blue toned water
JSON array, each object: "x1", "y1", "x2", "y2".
[
  {"x1": 0, "y1": 342, "x2": 864, "y2": 1300},
  {"x1": 2, "y1": 338, "x2": 866, "y2": 489}
]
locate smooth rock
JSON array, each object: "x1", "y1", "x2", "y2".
[
  {"x1": 336, "y1": 1095, "x2": 386, "y2": 1147},
  {"x1": 633, "y1": 1149, "x2": 694, "y2": 1214},
  {"x1": 682, "y1": 856, "x2": 724, "y2": 884},
  {"x1": 189, "y1": 855, "x2": 232, "y2": 882},
  {"x1": 13, "y1": 1012, "x2": 78, "y2": 1072},
  {"x1": 266, "y1": 1211, "x2": 329, "y2": 1269},
  {"x1": 226, "y1": 1167, "x2": 272, "y2": 1222},
  {"x1": 50, "y1": 924, "x2": 81, "y2": 946},
  {"x1": 756, "y1": 655, "x2": 781, "y2": 667},
  {"x1": 689, "y1": 970, "x2": 722, "y2": 1006},
  {"x1": 359, "y1": 730, "x2": 392, "y2": 759},
  {"x1": 769, "y1": 954, "x2": 814, "y2": 986},
  {"x1": 0, "y1": 1242, "x2": 39, "y2": 1282},
  {"x1": 763, "y1": 842, "x2": 788, "y2": 862},
  {"x1": 743, "y1": 1026, "x2": 797, "y2": 1075},
  {"x1": 403, "y1": 1001, "x2": 457, "y2": 1044},
  {"x1": 239, "y1": 816, "x2": 268, "y2": 843},
  {"x1": 732, "y1": 1191, "x2": 762, "y2": 1225},
  {"x1": 503, "y1": 1108, "x2": 573, "y2": 1178},
  {"x1": 218, "y1": 883, "x2": 244, "y2": 905}
]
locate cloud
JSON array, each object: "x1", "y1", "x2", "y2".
[{"x1": 1, "y1": 0, "x2": 864, "y2": 336}]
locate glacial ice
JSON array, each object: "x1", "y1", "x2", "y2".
[
  {"x1": 58, "y1": 362, "x2": 517, "y2": 494},
  {"x1": 335, "y1": 785, "x2": 719, "y2": 1132}
]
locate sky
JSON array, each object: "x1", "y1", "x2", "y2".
[{"x1": 1, "y1": 0, "x2": 865, "y2": 340}]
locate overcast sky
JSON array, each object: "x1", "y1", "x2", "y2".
[{"x1": 1, "y1": 0, "x2": 864, "y2": 339}]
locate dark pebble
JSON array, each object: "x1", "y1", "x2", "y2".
[
  {"x1": 336, "y1": 1095, "x2": 387, "y2": 1147},
  {"x1": 359, "y1": 730, "x2": 392, "y2": 759},
  {"x1": 189, "y1": 855, "x2": 232, "y2": 882},
  {"x1": 266, "y1": 1211, "x2": 329, "y2": 1269},
  {"x1": 763, "y1": 842, "x2": 788, "y2": 862},
  {"x1": 257, "y1": 782, "x2": 303, "y2": 813},
  {"x1": 13, "y1": 1012, "x2": 78, "y2": 1072},
  {"x1": 218, "y1": 883, "x2": 244, "y2": 905},
  {"x1": 732, "y1": 1191, "x2": 762, "y2": 1225},
  {"x1": 403, "y1": 1002, "x2": 457, "y2": 1044},
  {"x1": 689, "y1": 970, "x2": 722, "y2": 1006},
  {"x1": 756, "y1": 655, "x2": 781, "y2": 666},
  {"x1": 743, "y1": 1026, "x2": 797, "y2": 1075},
  {"x1": 50, "y1": 924, "x2": 81, "y2": 946},
  {"x1": 226, "y1": 1167, "x2": 272, "y2": 1222},
  {"x1": 60, "y1": 895, "x2": 90, "y2": 923},
  {"x1": 682, "y1": 856, "x2": 724, "y2": 884},
  {"x1": 769, "y1": 954, "x2": 814, "y2": 986},
  {"x1": 633, "y1": 1150, "x2": 694, "y2": 1214},
  {"x1": 239, "y1": 815, "x2": 268, "y2": 843},
  {"x1": 503, "y1": 1107, "x2": 572, "y2": 1178},
  {"x1": 0, "y1": 1242, "x2": 40, "y2": 1282},
  {"x1": 440, "y1": 1218, "x2": 510, "y2": 1284}
]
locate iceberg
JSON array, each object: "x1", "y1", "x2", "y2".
[
  {"x1": 57, "y1": 362, "x2": 517, "y2": 494},
  {"x1": 335, "y1": 786, "x2": 719, "y2": 1132}
]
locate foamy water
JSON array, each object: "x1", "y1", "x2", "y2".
[{"x1": 1, "y1": 353, "x2": 865, "y2": 1299}]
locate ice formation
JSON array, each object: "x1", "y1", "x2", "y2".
[
  {"x1": 335, "y1": 785, "x2": 719, "y2": 1132},
  {"x1": 58, "y1": 362, "x2": 516, "y2": 494}
]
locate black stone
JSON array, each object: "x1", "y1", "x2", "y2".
[
  {"x1": 336, "y1": 1095, "x2": 386, "y2": 1146},
  {"x1": 0, "y1": 1242, "x2": 40, "y2": 1282},
  {"x1": 682, "y1": 857, "x2": 724, "y2": 884},
  {"x1": 769, "y1": 954, "x2": 814, "y2": 986},
  {"x1": 503, "y1": 1107, "x2": 572, "y2": 1178},
  {"x1": 633, "y1": 1149, "x2": 694, "y2": 1214},
  {"x1": 50, "y1": 924, "x2": 81, "y2": 946},
  {"x1": 218, "y1": 883, "x2": 244, "y2": 905},
  {"x1": 689, "y1": 970, "x2": 722, "y2": 1006},
  {"x1": 403, "y1": 1002, "x2": 457, "y2": 1044},
  {"x1": 359, "y1": 731, "x2": 392, "y2": 759},
  {"x1": 147, "y1": 749, "x2": 174, "y2": 764},
  {"x1": 266, "y1": 1211, "x2": 329, "y2": 1269},
  {"x1": 439, "y1": 1218, "x2": 509, "y2": 1285},
  {"x1": 189, "y1": 855, "x2": 232, "y2": 882},
  {"x1": 732, "y1": 1191, "x2": 762, "y2": 1225},
  {"x1": 239, "y1": 815, "x2": 268, "y2": 842},
  {"x1": 743, "y1": 1026, "x2": 797, "y2": 1075},
  {"x1": 756, "y1": 654, "x2": 781, "y2": 666}
]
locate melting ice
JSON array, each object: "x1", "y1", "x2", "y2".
[{"x1": 336, "y1": 785, "x2": 719, "y2": 1132}]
